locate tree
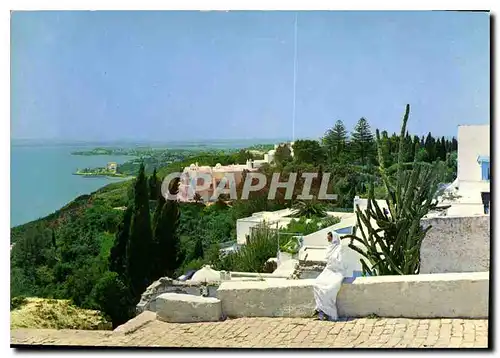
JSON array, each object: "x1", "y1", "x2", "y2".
[
  {"x1": 322, "y1": 120, "x2": 348, "y2": 164},
  {"x1": 424, "y1": 133, "x2": 436, "y2": 162},
  {"x1": 151, "y1": 177, "x2": 181, "y2": 279},
  {"x1": 90, "y1": 271, "x2": 135, "y2": 328},
  {"x1": 235, "y1": 149, "x2": 253, "y2": 164},
  {"x1": 126, "y1": 163, "x2": 154, "y2": 297},
  {"x1": 274, "y1": 144, "x2": 292, "y2": 166},
  {"x1": 351, "y1": 117, "x2": 375, "y2": 166},
  {"x1": 148, "y1": 168, "x2": 160, "y2": 200},
  {"x1": 377, "y1": 131, "x2": 392, "y2": 168},
  {"x1": 109, "y1": 207, "x2": 133, "y2": 280},
  {"x1": 51, "y1": 230, "x2": 57, "y2": 249},
  {"x1": 412, "y1": 135, "x2": 420, "y2": 161},
  {"x1": 344, "y1": 104, "x2": 443, "y2": 276},
  {"x1": 292, "y1": 140, "x2": 326, "y2": 166},
  {"x1": 192, "y1": 237, "x2": 204, "y2": 260},
  {"x1": 438, "y1": 136, "x2": 447, "y2": 161},
  {"x1": 291, "y1": 200, "x2": 327, "y2": 219}
]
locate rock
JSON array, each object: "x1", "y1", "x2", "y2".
[
  {"x1": 156, "y1": 293, "x2": 222, "y2": 323},
  {"x1": 262, "y1": 258, "x2": 278, "y2": 273}
]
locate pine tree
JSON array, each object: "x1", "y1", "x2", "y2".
[
  {"x1": 126, "y1": 163, "x2": 154, "y2": 297},
  {"x1": 351, "y1": 117, "x2": 375, "y2": 166},
  {"x1": 152, "y1": 177, "x2": 181, "y2": 279},
  {"x1": 322, "y1": 120, "x2": 348, "y2": 163},
  {"x1": 109, "y1": 207, "x2": 133, "y2": 280},
  {"x1": 451, "y1": 138, "x2": 458, "y2": 151}
]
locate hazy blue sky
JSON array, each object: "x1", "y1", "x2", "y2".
[{"x1": 11, "y1": 11, "x2": 489, "y2": 142}]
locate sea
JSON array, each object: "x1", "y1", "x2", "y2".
[
  {"x1": 10, "y1": 144, "x2": 134, "y2": 228},
  {"x1": 10, "y1": 139, "x2": 287, "y2": 228}
]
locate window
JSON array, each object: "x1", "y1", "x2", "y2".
[
  {"x1": 481, "y1": 161, "x2": 490, "y2": 181},
  {"x1": 477, "y1": 156, "x2": 490, "y2": 181}
]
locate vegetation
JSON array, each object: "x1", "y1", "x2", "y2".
[
  {"x1": 344, "y1": 105, "x2": 444, "y2": 276},
  {"x1": 212, "y1": 224, "x2": 279, "y2": 273},
  {"x1": 11, "y1": 110, "x2": 458, "y2": 330},
  {"x1": 73, "y1": 168, "x2": 129, "y2": 178},
  {"x1": 11, "y1": 297, "x2": 111, "y2": 330}
]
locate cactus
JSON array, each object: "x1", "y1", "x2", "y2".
[{"x1": 343, "y1": 104, "x2": 443, "y2": 275}]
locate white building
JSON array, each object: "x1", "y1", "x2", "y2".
[
  {"x1": 443, "y1": 124, "x2": 490, "y2": 216},
  {"x1": 263, "y1": 142, "x2": 295, "y2": 164},
  {"x1": 236, "y1": 208, "x2": 297, "y2": 245}
]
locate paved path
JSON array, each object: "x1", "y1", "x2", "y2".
[{"x1": 11, "y1": 313, "x2": 488, "y2": 348}]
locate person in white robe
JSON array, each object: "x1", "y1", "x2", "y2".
[{"x1": 313, "y1": 231, "x2": 347, "y2": 321}]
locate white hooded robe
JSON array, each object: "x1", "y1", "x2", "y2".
[{"x1": 312, "y1": 233, "x2": 347, "y2": 320}]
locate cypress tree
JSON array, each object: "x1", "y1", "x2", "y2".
[
  {"x1": 440, "y1": 136, "x2": 447, "y2": 160},
  {"x1": 377, "y1": 131, "x2": 392, "y2": 168},
  {"x1": 351, "y1": 117, "x2": 375, "y2": 166},
  {"x1": 436, "y1": 138, "x2": 442, "y2": 160},
  {"x1": 109, "y1": 206, "x2": 133, "y2": 280},
  {"x1": 152, "y1": 177, "x2": 181, "y2": 279},
  {"x1": 126, "y1": 163, "x2": 154, "y2": 297},
  {"x1": 412, "y1": 135, "x2": 420, "y2": 160},
  {"x1": 451, "y1": 137, "x2": 458, "y2": 151},
  {"x1": 444, "y1": 138, "x2": 452, "y2": 154},
  {"x1": 424, "y1": 133, "x2": 436, "y2": 162},
  {"x1": 148, "y1": 168, "x2": 160, "y2": 200},
  {"x1": 151, "y1": 186, "x2": 166, "y2": 279},
  {"x1": 403, "y1": 132, "x2": 413, "y2": 162}
]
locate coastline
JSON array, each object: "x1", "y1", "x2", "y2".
[{"x1": 72, "y1": 172, "x2": 135, "y2": 180}]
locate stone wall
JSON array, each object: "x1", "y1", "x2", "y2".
[
  {"x1": 338, "y1": 272, "x2": 489, "y2": 319},
  {"x1": 136, "y1": 277, "x2": 219, "y2": 314},
  {"x1": 420, "y1": 215, "x2": 490, "y2": 274},
  {"x1": 217, "y1": 279, "x2": 317, "y2": 318},
  {"x1": 217, "y1": 272, "x2": 489, "y2": 319}
]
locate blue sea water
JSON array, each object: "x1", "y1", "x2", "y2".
[
  {"x1": 10, "y1": 138, "x2": 284, "y2": 228},
  {"x1": 10, "y1": 144, "x2": 132, "y2": 227}
]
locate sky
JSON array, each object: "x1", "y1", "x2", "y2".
[{"x1": 11, "y1": 11, "x2": 490, "y2": 142}]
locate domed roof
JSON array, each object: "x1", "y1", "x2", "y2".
[{"x1": 190, "y1": 265, "x2": 221, "y2": 283}]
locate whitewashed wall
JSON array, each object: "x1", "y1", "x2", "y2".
[
  {"x1": 457, "y1": 124, "x2": 490, "y2": 183},
  {"x1": 217, "y1": 272, "x2": 489, "y2": 319},
  {"x1": 420, "y1": 215, "x2": 490, "y2": 274}
]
